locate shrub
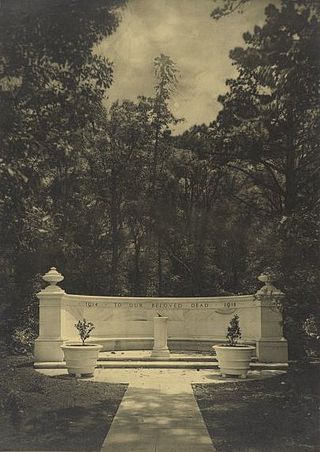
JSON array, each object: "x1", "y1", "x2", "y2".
[
  {"x1": 10, "y1": 327, "x2": 37, "y2": 354},
  {"x1": 75, "y1": 319, "x2": 95, "y2": 345},
  {"x1": 226, "y1": 314, "x2": 241, "y2": 346}
]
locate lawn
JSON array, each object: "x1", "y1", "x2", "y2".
[
  {"x1": 193, "y1": 363, "x2": 320, "y2": 452},
  {"x1": 0, "y1": 354, "x2": 127, "y2": 451}
]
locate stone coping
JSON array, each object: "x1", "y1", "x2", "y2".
[{"x1": 62, "y1": 293, "x2": 254, "y2": 302}]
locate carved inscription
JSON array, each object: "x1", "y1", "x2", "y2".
[
  {"x1": 86, "y1": 302, "x2": 98, "y2": 307},
  {"x1": 85, "y1": 301, "x2": 236, "y2": 310},
  {"x1": 214, "y1": 301, "x2": 237, "y2": 315},
  {"x1": 111, "y1": 301, "x2": 211, "y2": 309}
]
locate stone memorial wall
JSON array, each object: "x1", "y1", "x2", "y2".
[{"x1": 34, "y1": 268, "x2": 288, "y2": 364}]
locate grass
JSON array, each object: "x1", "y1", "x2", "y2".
[
  {"x1": 0, "y1": 353, "x2": 127, "y2": 451},
  {"x1": 193, "y1": 363, "x2": 320, "y2": 452}
]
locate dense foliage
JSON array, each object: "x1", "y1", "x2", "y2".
[
  {"x1": 0, "y1": 0, "x2": 127, "y2": 346},
  {"x1": 0, "y1": 0, "x2": 318, "y2": 358},
  {"x1": 210, "y1": 0, "x2": 320, "y2": 356}
]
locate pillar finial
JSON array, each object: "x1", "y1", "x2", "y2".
[
  {"x1": 42, "y1": 267, "x2": 64, "y2": 292},
  {"x1": 255, "y1": 271, "x2": 283, "y2": 302}
]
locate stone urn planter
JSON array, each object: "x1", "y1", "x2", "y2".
[
  {"x1": 214, "y1": 314, "x2": 255, "y2": 379},
  {"x1": 61, "y1": 343, "x2": 102, "y2": 377},
  {"x1": 213, "y1": 344, "x2": 255, "y2": 378},
  {"x1": 61, "y1": 319, "x2": 101, "y2": 377}
]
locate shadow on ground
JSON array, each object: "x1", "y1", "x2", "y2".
[
  {"x1": 0, "y1": 354, "x2": 127, "y2": 451},
  {"x1": 193, "y1": 364, "x2": 320, "y2": 452}
]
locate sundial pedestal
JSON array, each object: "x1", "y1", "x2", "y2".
[{"x1": 151, "y1": 316, "x2": 170, "y2": 360}]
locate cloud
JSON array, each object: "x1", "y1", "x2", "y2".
[{"x1": 95, "y1": 0, "x2": 278, "y2": 133}]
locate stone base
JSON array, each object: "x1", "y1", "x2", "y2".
[
  {"x1": 256, "y1": 338, "x2": 288, "y2": 363},
  {"x1": 34, "y1": 338, "x2": 65, "y2": 362},
  {"x1": 151, "y1": 348, "x2": 171, "y2": 360},
  {"x1": 87, "y1": 337, "x2": 154, "y2": 351},
  {"x1": 33, "y1": 337, "x2": 288, "y2": 364},
  {"x1": 34, "y1": 354, "x2": 289, "y2": 370}
]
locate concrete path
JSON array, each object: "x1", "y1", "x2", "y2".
[
  {"x1": 36, "y1": 368, "x2": 285, "y2": 452},
  {"x1": 99, "y1": 370, "x2": 216, "y2": 452}
]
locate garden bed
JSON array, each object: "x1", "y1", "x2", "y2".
[
  {"x1": 193, "y1": 363, "x2": 319, "y2": 451},
  {"x1": 0, "y1": 354, "x2": 127, "y2": 451}
]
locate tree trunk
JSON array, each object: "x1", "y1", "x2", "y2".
[
  {"x1": 157, "y1": 236, "x2": 163, "y2": 296},
  {"x1": 133, "y1": 237, "x2": 141, "y2": 296},
  {"x1": 284, "y1": 150, "x2": 296, "y2": 214},
  {"x1": 284, "y1": 113, "x2": 297, "y2": 214},
  {"x1": 109, "y1": 168, "x2": 120, "y2": 294}
]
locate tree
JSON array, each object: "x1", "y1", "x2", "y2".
[
  {"x1": 215, "y1": 1, "x2": 319, "y2": 216},
  {"x1": 211, "y1": 0, "x2": 251, "y2": 20},
  {"x1": 212, "y1": 0, "x2": 320, "y2": 356},
  {"x1": 147, "y1": 54, "x2": 181, "y2": 295},
  {"x1": 211, "y1": 0, "x2": 320, "y2": 20},
  {"x1": 0, "y1": 0, "x2": 126, "y2": 343}
]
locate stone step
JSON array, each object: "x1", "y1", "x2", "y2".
[
  {"x1": 34, "y1": 359, "x2": 288, "y2": 370},
  {"x1": 96, "y1": 360, "x2": 288, "y2": 370},
  {"x1": 97, "y1": 360, "x2": 219, "y2": 369},
  {"x1": 98, "y1": 353, "x2": 216, "y2": 362}
]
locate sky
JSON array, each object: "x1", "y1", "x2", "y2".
[{"x1": 96, "y1": 0, "x2": 277, "y2": 133}]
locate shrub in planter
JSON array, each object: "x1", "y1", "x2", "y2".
[
  {"x1": 214, "y1": 314, "x2": 255, "y2": 379},
  {"x1": 226, "y1": 314, "x2": 242, "y2": 346},
  {"x1": 61, "y1": 319, "x2": 102, "y2": 378},
  {"x1": 75, "y1": 319, "x2": 95, "y2": 346}
]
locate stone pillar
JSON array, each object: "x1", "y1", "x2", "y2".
[
  {"x1": 34, "y1": 267, "x2": 66, "y2": 363},
  {"x1": 254, "y1": 273, "x2": 288, "y2": 363},
  {"x1": 151, "y1": 316, "x2": 170, "y2": 360}
]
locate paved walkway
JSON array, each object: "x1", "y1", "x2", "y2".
[
  {"x1": 37, "y1": 368, "x2": 285, "y2": 452},
  {"x1": 99, "y1": 370, "x2": 216, "y2": 452}
]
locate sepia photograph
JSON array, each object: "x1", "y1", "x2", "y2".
[{"x1": 0, "y1": 0, "x2": 319, "y2": 451}]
